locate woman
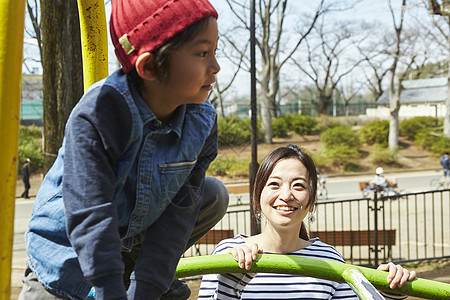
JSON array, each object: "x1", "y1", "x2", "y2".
[{"x1": 199, "y1": 144, "x2": 416, "y2": 299}]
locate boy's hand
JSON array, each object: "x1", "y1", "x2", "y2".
[
  {"x1": 227, "y1": 243, "x2": 262, "y2": 270},
  {"x1": 377, "y1": 262, "x2": 417, "y2": 289}
]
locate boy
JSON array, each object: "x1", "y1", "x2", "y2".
[{"x1": 20, "y1": 0, "x2": 228, "y2": 299}]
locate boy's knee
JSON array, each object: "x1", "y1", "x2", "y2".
[{"x1": 204, "y1": 177, "x2": 229, "y2": 215}]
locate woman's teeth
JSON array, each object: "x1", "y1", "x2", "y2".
[{"x1": 275, "y1": 206, "x2": 297, "y2": 211}]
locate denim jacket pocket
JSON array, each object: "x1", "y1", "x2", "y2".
[{"x1": 158, "y1": 160, "x2": 197, "y2": 207}]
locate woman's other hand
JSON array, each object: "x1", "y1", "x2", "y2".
[
  {"x1": 227, "y1": 243, "x2": 262, "y2": 270},
  {"x1": 377, "y1": 262, "x2": 417, "y2": 289}
]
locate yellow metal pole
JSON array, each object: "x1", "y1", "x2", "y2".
[
  {"x1": 0, "y1": 0, "x2": 26, "y2": 299},
  {"x1": 77, "y1": 0, "x2": 108, "y2": 91}
]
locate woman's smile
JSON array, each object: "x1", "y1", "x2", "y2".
[{"x1": 273, "y1": 205, "x2": 298, "y2": 216}]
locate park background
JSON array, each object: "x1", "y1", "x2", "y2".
[{"x1": 13, "y1": 0, "x2": 450, "y2": 299}]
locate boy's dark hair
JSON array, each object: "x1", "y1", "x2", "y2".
[
  {"x1": 128, "y1": 17, "x2": 213, "y2": 91},
  {"x1": 252, "y1": 144, "x2": 318, "y2": 240}
]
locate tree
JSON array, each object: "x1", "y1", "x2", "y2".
[
  {"x1": 24, "y1": 0, "x2": 42, "y2": 72},
  {"x1": 357, "y1": 39, "x2": 391, "y2": 102},
  {"x1": 40, "y1": 0, "x2": 84, "y2": 172},
  {"x1": 426, "y1": 0, "x2": 450, "y2": 137},
  {"x1": 208, "y1": 41, "x2": 246, "y2": 117},
  {"x1": 291, "y1": 19, "x2": 367, "y2": 115},
  {"x1": 337, "y1": 78, "x2": 364, "y2": 116},
  {"x1": 386, "y1": 0, "x2": 420, "y2": 151},
  {"x1": 223, "y1": 0, "x2": 325, "y2": 144}
]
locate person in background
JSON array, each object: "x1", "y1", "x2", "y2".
[
  {"x1": 20, "y1": 0, "x2": 228, "y2": 299},
  {"x1": 370, "y1": 167, "x2": 398, "y2": 194},
  {"x1": 21, "y1": 158, "x2": 31, "y2": 199},
  {"x1": 199, "y1": 144, "x2": 416, "y2": 299},
  {"x1": 440, "y1": 152, "x2": 449, "y2": 187},
  {"x1": 371, "y1": 167, "x2": 388, "y2": 192}
]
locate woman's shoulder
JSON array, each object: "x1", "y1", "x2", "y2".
[
  {"x1": 211, "y1": 234, "x2": 247, "y2": 255},
  {"x1": 290, "y1": 238, "x2": 346, "y2": 264}
]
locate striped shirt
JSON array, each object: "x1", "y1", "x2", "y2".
[{"x1": 198, "y1": 236, "x2": 407, "y2": 300}]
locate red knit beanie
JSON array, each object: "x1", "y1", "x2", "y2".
[{"x1": 110, "y1": 0, "x2": 218, "y2": 73}]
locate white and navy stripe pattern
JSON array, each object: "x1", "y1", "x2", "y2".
[{"x1": 198, "y1": 236, "x2": 407, "y2": 299}]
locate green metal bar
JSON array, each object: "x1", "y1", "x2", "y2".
[
  {"x1": 342, "y1": 267, "x2": 384, "y2": 300},
  {"x1": 176, "y1": 254, "x2": 450, "y2": 300}
]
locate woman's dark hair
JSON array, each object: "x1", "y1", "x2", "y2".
[
  {"x1": 128, "y1": 16, "x2": 214, "y2": 91},
  {"x1": 252, "y1": 144, "x2": 318, "y2": 240}
]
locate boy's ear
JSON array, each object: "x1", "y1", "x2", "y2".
[{"x1": 135, "y1": 52, "x2": 157, "y2": 81}]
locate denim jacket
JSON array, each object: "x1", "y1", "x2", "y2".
[{"x1": 25, "y1": 69, "x2": 218, "y2": 299}]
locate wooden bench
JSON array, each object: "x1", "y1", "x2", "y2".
[
  {"x1": 310, "y1": 229, "x2": 396, "y2": 259},
  {"x1": 226, "y1": 184, "x2": 250, "y2": 206},
  {"x1": 195, "y1": 229, "x2": 235, "y2": 255},
  {"x1": 359, "y1": 181, "x2": 372, "y2": 197},
  {"x1": 359, "y1": 181, "x2": 370, "y2": 192}
]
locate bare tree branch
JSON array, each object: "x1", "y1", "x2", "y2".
[
  {"x1": 25, "y1": 0, "x2": 42, "y2": 62},
  {"x1": 291, "y1": 18, "x2": 366, "y2": 114}
]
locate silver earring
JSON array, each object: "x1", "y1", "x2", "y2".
[
  {"x1": 308, "y1": 212, "x2": 316, "y2": 223},
  {"x1": 255, "y1": 210, "x2": 262, "y2": 222}
]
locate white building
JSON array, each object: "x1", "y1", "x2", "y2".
[{"x1": 366, "y1": 77, "x2": 448, "y2": 119}]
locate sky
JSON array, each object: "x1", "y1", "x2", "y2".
[{"x1": 21, "y1": 0, "x2": 445, "y2": 99}]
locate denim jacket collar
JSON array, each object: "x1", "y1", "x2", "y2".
[{"x1": 128, "y1": 75, "x2": 184, "y2": 138}]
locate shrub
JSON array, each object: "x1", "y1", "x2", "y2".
[
  {"x1": 321, "y1": 144, "x2": 361, "y2": 171},
  {"x1": 399, "y1": 116, "x2": 440, "y2": 141},
  {"x1": 320, "y1": 125, "x2": 360, "y2": 148},
  {"x1": 207, "y1": 158, "x2": 234, "y2": 176},
  {"x1": 207, "y1": 157, "x2": 250, "y2": 177},
  {"x1": 287, "y1": 114, "x2": 317, "y2": 135},
  {"x1": 18, "y1": 125, "x2": 43, "y2": 172},
  {"x1": 415, "y1": 130, "x2": 436, "y2": 150},
  {"x1": 217, "y1": 116, "x2": 251, "y2": 147},
  {"x1": 415, "y1": 131, "x2": 450, "y2": 155},
  {"x1": 369, "y1": 145, "x2": 401, "y2": 166},
  {"x1": 272, "y1": 117, "x2": 288, "y2": 138},
  {"x1": 320, "y1": 125, "x2": 361, "y2": 171},
  {"x1": 315, "y1": 116, "x2": 346, "y2": 133},
  {"x1": 310, "y1": 152, "x2": 329, "y2": 171},
  {"x1": 359, "y1": 120, "x2": 389, "y2": 147},
  {"x1": 243, "y1": 118, "x2": 262, "y2": 141}
]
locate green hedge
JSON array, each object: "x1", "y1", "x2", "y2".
[
  {"x1": 321, "y1": 125, "x2": 360, "y2": 148},
  {"x1": 369, "y1": 145, "x2": 400, "y2": 166},
  {"x1": 207, "y1": 157, "x2": 250, "y2": 177},
  {"x1": 399, "y1": 116, "x2": 440, "y2": 141},
  {"x1": 18, "y1": 125, "x2": 43, "y2": 172},
  {"x1": 272, "y1": 117, "x2": 288, "y2": 138},
  {"x1": 321, "y1": 144, "x2": 361, "y2": 171},
  {"x1": 320, "y1": 125, "x2": 361, "y2": 171},
  {"x1": 283, "y1": 114, "x2": 317, "y2": 135},
  {"x1": 415, "y1": 131, "x2": 450, "y2": 155},
  {"x1": 217, "y1": 116, "x2": 252, "y2": 147},
  {"x1": 359, "y1": 119, "x2": 389, "y2": 147}
]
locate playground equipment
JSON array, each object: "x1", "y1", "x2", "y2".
[
  {"x1": 0, "y1": 1, "x2": 26, "y2": 299},
  {"x1": 0, "y1": 0, "x2": 108, "y2": 299},
  {"x1": 77, "y1": 0, "x2": 108, "y2": 90},
  {"x1": 1, "y1": 0, "x2": 450, "y2": 299},
  {"x1": 176, "y1": 254, "x2": 450, "y2": 300}
]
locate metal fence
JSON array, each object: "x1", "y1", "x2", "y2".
[{"x1": 184, "y1": 189, "x2": 450, "y2": 268}]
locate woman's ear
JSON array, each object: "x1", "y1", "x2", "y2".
[
  {"x1": 309, "y1": 204, "x2": 315, "y2": 213},
  {"x1": 135, "y1": 52, "x2": 156, "y2": 81}
]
